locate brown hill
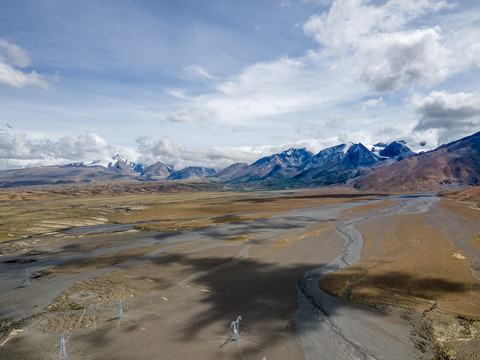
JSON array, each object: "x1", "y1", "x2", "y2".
[
  {"x1": 353, "y1": 131, "x2": 480, "y2": 192},
  {"x1": 0, "y1": 164, "x2": 134, "y2": 188}
]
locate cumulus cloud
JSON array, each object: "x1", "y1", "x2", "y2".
[
  {"x1": 42, "y1": 132, "x2": 114, "y2": 161},
  {"x1": 0, "y1": 130, "x2": 43, "y2": 160},
  {"x1": 302, "y1": 0, "x2": 476, "y2": 91},
  {"x1": 412, "y1": 90, "x2": 480, "y2": 141},
  {"x1": 0, "y1": 131, "x2": 114, "y2": 170},
  {"x1": 0, "y1": 39, "x2": 49, "y2": 89}
]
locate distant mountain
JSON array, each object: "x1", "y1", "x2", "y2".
[
  {"x1": 0, "y1": 163, "x2": 130, "y2": 188},
  {"x1": 108, "y1": 156, "x2": 145, "y2": 176},
  {"x1": 225, "y1": 148, "x2": 313, "y2": 183},
  {"x1": 379, "y1": 141, "x2": 415, "y2": 160},
  {"x1": 354, "y1": 131, "x2": 480, "y2": 192},
  {"x1": 214, "y1": 163, "x2": 248, "y2": 179},
  {"x1": 141, "y1": 161, "x2": 175, "y2": 179},
  {"x1": 293, "y1": 143, "x2": 381, "y2": 186},
  {"x1": 2, "y1": 132, "x2": 479, "y2": 193},
  {"x1": 167, "y1": 166, "x2": 217, "y2": 180}
]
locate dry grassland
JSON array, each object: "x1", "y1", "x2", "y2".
[{"x1": 0, "y1": 181, "x2": 382, "y2": 243}]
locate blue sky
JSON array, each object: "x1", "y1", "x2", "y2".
[{"x1": 1, "y1": 0, "x2": 480, "y2": 170}]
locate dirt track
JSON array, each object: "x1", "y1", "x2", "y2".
[{"x1": 0, "y1": 194, "x2": 479, "y2": 359}]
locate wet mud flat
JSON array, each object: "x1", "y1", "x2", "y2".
[{"x1": 0, "y1": 194, "x2": 479, "y2": 359}]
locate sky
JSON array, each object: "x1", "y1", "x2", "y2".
[{"x1": 1, "y1": 0, "x2": 480, "y2": 170}]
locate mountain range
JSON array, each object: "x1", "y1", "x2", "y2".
[{"x1": 1, "y1": 131, "x2": 479, "y2": 192}]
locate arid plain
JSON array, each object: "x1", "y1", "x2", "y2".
[{"x1": 0, "y1": 182, "x2": 479, "y2": 359}]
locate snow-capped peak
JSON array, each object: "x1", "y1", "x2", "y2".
[{"x1": 342, "y1": 142, "x2": 354, "y2": 154}]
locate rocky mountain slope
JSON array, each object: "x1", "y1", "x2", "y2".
[
  {"x1": 213, "y1": 163, "x2": 248, "y2": 179},
  {"x1": 225, "y1": 148, "x2": 313, "y2": 183},
  {"x1": 167, "y1": 166, "x2": 217, "y2": 181},
  {"x1": 354, "y1": 131, "x2": 480, "y2": 192},
  {"x1": 292, "y1": 143, "x2": 381, "y2": 186},
  {"x1": 379, "y1": 141, "x2": 415, "y2": 160},
  {"x1": 141, "y1": 161, "x2": 175, "y2": 179}
]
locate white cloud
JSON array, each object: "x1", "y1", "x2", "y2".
[
  {"x1": 192, "y1": 55, "x2": 367, "y2": 127},
  {"x1": 0, "y1": 39, "x2": 31, "y2": 67},
  {"x1": 182, "y1": 65, "x2": 219, "y2": 80},
  {"x1": 135, "y1": 136, "x2": 268, "y2": 169},
  {"x1": 411, "y1": 90, "x2": 480, "y2": 142},
  {"x1": 0, "y1": 39, "x2": 49, "y2": 89},
  {"x1": 231, "y1": 125, "x2": 255, "y2": 133},
  {"x1": 294, "y1": 121, "x2": 322, "y2": 138},
  {"x1": 166, "y1": 108, "x2": 216, "y2": 124},
  {"x1": 0, "y1": 131, "x2": 114, "y2": 170},
  {"x1": 42, "y1": 132, "x2": 114, "y2": 161},
  {"x1": 338, "y1": 129, "x2": 373, "y2": 146},
  {"x1": 165, "y1": 88, "x2": 190, "y2": 99},
  {"x1": 326, "y1": 114, "x2": 344, "y2": 129},
  {"x1": 302, "y1": 0, "x2": 475, "y2": 91},
  {"x1": 0, "y1": 130, "x2": 43, "y2": 160},
  {"x1": 361, "y1": 96, "x2": 384, "y2": 111}
]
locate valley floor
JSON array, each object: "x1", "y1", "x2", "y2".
[{"x1": 0, "y1": 188, "x2": 479, "y2": 359}]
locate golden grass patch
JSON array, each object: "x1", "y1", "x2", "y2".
[
  {"x1": 226, "y1": 235, "x2": 256, "y2": 243},
  {"x1": 319, "y1": 213, "x2": 480, "y2": 319},
  {"x1": 340, "y1": 199, "x2": 395, "y2": 214}
]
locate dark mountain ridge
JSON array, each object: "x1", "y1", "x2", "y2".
[
  {"x1": 167, "y1": 166, "x2": 217, "y2": 181},
  {"x1": 226, "y1": 148, "x2": 313, "y2": 183},
  {"x1": 290, "y1": 143, "x2": 381, "y2": 187}
]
